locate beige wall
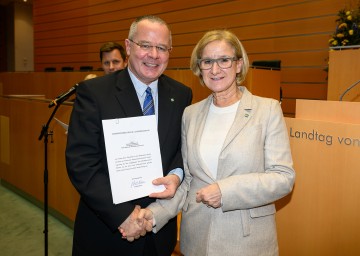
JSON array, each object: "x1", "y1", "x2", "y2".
[{"x1": 14, "y1": 2, "x2": 33, "y2": 71}]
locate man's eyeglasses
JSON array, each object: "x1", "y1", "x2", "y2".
[
  {"x1": 198, "y1": 57, "x2": 238, "y2": 70},
  {"x1": 128, "y1": 39, "x2": 172, "y2": 54}
]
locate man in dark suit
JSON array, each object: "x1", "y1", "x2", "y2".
[{"x1": 65, "y1": 15, "x2": 192, "y2": 256}]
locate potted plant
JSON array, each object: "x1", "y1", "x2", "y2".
[{"x1": 329, "y1": 4, "x2": 360, "y2": 48}]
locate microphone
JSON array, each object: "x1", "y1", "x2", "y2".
[
  {"x1": 339, "y1": 79, "x2": 360, "y2": 101},
  {"x1": 48, "y1": 83, "x2": 79, "y2": 108}
]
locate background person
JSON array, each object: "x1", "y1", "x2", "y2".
[
  {"x1": 66, "y1": 15, "x2": 192, "y2": 256},
  {"x1": 100, "y1": 41, "x2": 127, "y2": 74},
  {"x1": 133, "y1": 29, "x2": 295, "y2": 256}
]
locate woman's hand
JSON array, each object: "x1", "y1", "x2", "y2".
[{"x1": 196, "y1": 183, "x2": 222, "y2": 208}]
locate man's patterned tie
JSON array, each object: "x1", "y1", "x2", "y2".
[{"x1": 143, "y1": 87, "x2": 155, "y2": 115}]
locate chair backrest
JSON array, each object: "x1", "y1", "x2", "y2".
[
  {"x1": 251, "y1": 60, "x2": 281, "y2": 70},
  {"x1": 61, "y1": 66, "x2": 74, "y2": 72},
  {"x1": 44, "y1": 67, "x2": 56, "y2": 72},
  {"x1": 79, "y1": 66, "x2": 93, "y2": 71}
]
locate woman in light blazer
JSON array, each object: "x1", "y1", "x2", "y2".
[{"x1": 141, "y1": 29, "x2": 295, "y2": 256}]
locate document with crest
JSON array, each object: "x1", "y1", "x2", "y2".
[{"x1": 102, "y1": 115, "x2": 165, "y2": 204}]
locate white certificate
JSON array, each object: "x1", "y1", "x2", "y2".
[{"x1": 102, "y1": 115, "x2": 165, "y2": 204}]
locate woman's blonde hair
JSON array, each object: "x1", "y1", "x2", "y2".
[{"x1": 190, "y1": 29, "x2": 249, "y2": 86}]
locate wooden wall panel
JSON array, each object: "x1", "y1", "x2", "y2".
[
  {"x1": 282, "y1": 83, "x2": 328, "y2": 100},
  {"x1": 0, "y1": 96, "x2": 79, "y2": 221},
  {"x1": 0, "y1": 71, "x2": 104, "y2": 99},
  {"x1": 33, "y1": 0, "x2": 356, "y2": 116},
  {"x1": 282, "y1": 68, "x2": 328, "y2": 83},
  {"x1": 281, "y1": 98, "x2": 297, "y2": 116}
]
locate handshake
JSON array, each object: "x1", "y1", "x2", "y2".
[
  {"x1": 118, "y1": 206, "x2": 154, "y2": 242},
  {"x1": 118, "y1": 174, "x2": 181, "y2": 241}
]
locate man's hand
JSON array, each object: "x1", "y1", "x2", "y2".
[
  {"x1": 196, "y1": 183, "x2": 222, "y2": 208},
  {"x1": 118, "y1": 205, "x2": 152, "y2": 242},
  {"x1": 137, "y1": 208, "x2": 154, "y2": 232},
  {"x1": 149, "y1": 174, "x2": 180, "y2": 199}
]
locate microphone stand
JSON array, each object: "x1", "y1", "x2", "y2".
[
  {"x1": 339, "y1": 79, "x2": 360, "y2": 101},
  {"x1": 38, "y1": 103, "x2": 61, "y2": 256}
]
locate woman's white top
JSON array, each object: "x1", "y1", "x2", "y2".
[{"x1": 199, "y1": 99, "x2": 240, "y2": 179}]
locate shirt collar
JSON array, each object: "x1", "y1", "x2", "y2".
[{"x1": 128, "y1": 68, "x2": 158, "y2": 97}]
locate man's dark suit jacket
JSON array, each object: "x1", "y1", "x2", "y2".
[{"x1": 66, "y1": 69, "x2": 192, "y2": 256}]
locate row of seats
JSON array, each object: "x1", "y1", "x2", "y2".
[
  {"x1": 251, "y1": 60, "x2": 281, "y2": 70},
  {"x1": 44, "y1": 60, "x2": 281, "y2": 72},
  {"x1": 44, "y1": 66, "x2": 103, "y2": 72}
]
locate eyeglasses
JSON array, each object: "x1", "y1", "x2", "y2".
[
  {"x1": 198, "y1": 57, "x2": 238, "y2": 70},
  {"x1": 128, "y1": 39, "x2": 172, "y2": 53}
]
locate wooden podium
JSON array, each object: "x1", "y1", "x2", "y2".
[
  {"x1": 327, "y1": 48, "x2": 360, "y2": 101},
  {"x1": 276, "y1": 99, "x2": 360, "y2": 256}
]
